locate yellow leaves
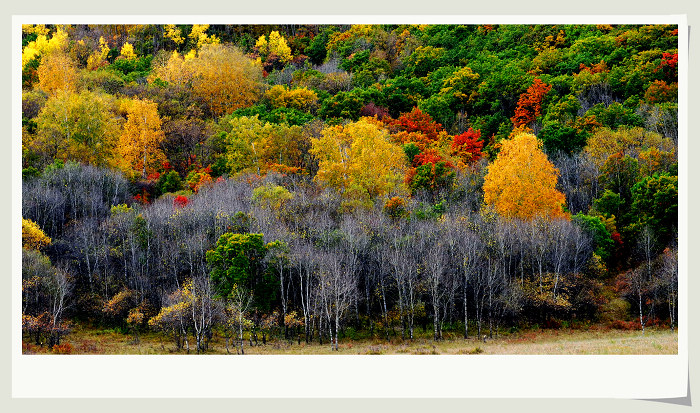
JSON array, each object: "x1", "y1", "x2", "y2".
[
  {"x1": 127, "y1": 308, "x2": 144, "y2": 326},
  {"x1": 150, "y1": 44, "x2": 262, "y2": 118},
  {"x1": 22, "y1": 218, "x2": 51, "y2": 251},
  {"x1": 483, "y1": 132, "x2": 567, "y2": 220},
  {"x1": 117, "y1": 98, "x2": 167, "y2": 179},
  {"x1": 189, "y1": 24, "x2": 220, "y2": 50},
  {"x1": 22, "y1": 26, "x2": 69, "y2": 69},
  {"x1": 164, "y1": 24, "x2": 185, "y2": 45},
  {"x1": 265, "y1": 85, "x2": 318, "y2": 111},
  {"x1": 189, "y1": 44, "x2": 263, "y2": 117},
  {"x1": 256, "y1": 31, "x2": 292, "y2": 64},
  {"x1": 119, "y1": 42, "x2": 137, "y2": 60},
  {"x1": 149, "y1": 51, "x2": 194, "y2": 88},
  {"x1": 310, "y1": 119, "x2": 408, "y2": 207},
  {"x1": 102, "y1": 289, "x2": 136, "y2": 317},
  {"x1": 255, "y1": 34, "x2": 268, "y2": 52},
  {"x1": 223, "y1": 116, "x2": 308, "y2": 176},
  {"x1": 86, "y1": 36, "x2": 111, "y2": 71},
  {"x1": 37, "y1": 53, "x2": 79, "y2": 96},
  {"x1": 23, "y1": 24, "x2": 50, "y2": 36},
  {"x1": 584, "y1": 127, "x2": 674, "y2": 169},
  {"x1": 252, "y1": 183, "x2": 294, "y2": 210},
  {"x1": 35, "y1": 90, "x2": 119, "y2": 165}
]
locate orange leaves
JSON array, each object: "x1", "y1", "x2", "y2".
[
  {"x1": 483, "y1": 132, "x2": 567, "y2": 220},
  {"x1": 511, "y1": 78, "x2": 552, "y2": 128},
  {"x1": 644, "y1": 80, "x2": 678, "y2": 104}
]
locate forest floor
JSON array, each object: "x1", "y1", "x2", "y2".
[{"x1": 22, "y1": 323, "x2": 678, "y2": 355}]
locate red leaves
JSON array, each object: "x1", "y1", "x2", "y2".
[
  {"x1": 173, "y1": 195, "x2": 189, "y2": 208},
  {"x1": 412, "y1": 148, "x2": 453, "y2": 168},
  {"x1": 661, "y1": 52, "x2": 678, "y2": 69},
  {"x1": 451, "y1": 127, "x2": 484, "y2": 164},
  {"x1": 511, "y1": 78, "x2": 552, "y2": 128},
  {"x1": 387, "y1": 107, "x2": 443, "y2": 141},
  {"x1": 611, "y1": 231, "x2": 623, "y2": 247}
]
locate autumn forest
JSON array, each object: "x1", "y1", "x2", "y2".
[{"x1": 20, "y1": 23, "x2": 679, "y2": 354}]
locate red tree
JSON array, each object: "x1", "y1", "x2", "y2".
[
  {"x1": 173, "y1": 195, "x2": 189, "y2": 208},
  {"x1": 511, "y1": 78, "x2": 552, "y2": 128},
  {"x1": 451, "y1": 127, "x2": 484, "y2": 164},
  {"x1": 388, "y1": 107, "x2": 444, "y2": 141}
]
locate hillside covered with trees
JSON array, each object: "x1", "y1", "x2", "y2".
[{"x1": 21, "y1": 23, "x2": 678, "y2": 353}]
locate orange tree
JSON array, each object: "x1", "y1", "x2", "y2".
[{"x1": 482, "y1": 132, "x2": 567, "y2": 220}]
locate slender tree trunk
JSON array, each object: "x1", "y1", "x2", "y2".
[{"x1": 463, "y1": 275, "x2": 469, "y2": 339}]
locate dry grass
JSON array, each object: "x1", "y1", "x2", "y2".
[{"x1": 22, "y1": 324, "x2": 678, "y2": 355}]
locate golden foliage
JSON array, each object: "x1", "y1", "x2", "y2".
[
  {"x1": 21, "y1": 26, "x2": 69, "y2": 69},
  {"x1": 119, "y1": 42, "x2": 137, "y2": 60},
  {"x1": 190, "y1": 44, "x2": 263, "y2": 117},
  {"x1": 255, "y1": 31, "x2": 292, "y2": 64},
  {"x1": 86, "y1": 36, "x2": 111, "y2": 71},
  {"x1": 37, "y1": 53, "x2": 79, "y2": 96},
  {"x1": 22, "y1": 218, "x2": 51, "y2": 251},
  {"x1": 223, "y1": 116, "x2": 308, "y2": 175},
  {"x1": 584, "y1": 127, "x2": 675, "y2": 169},
  {"x1": 35, "y1": 90, "x2": 120, "y2": 165},
  {"x1": 148, "y1": 51, "x2": 194, "y2": 89},
  {"x1": 188, "y1": 24, "x2": 220, "y2": 49},
  {"x1": 265, "y1": 85, "x2": 318, "y2": 111},
  {"x1": 164, "y1": 24, "x2": 185, "y2": 45},
  {"x1": 483, "y1": 133, "x2": 567, "y2": 220},
  {"x1": 117, "y1": 98, "x2": 167, "y2": 179},
  {"x1": 310, "y1": 119, "x2": 408, "y2": 206}
]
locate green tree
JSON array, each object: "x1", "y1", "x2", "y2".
[
  {"x1": 630, "y1": 173, "x2": 677, "y2": 243},
  {"x1": 205, "y1": 233, "x2": 275, "y2": 312},
  {"x1": 572, "y1": 213, "x2": 614, "y2": 262}
]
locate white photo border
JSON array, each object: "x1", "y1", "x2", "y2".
[{"x1": 12, "y1": 14, "x2": 689, "y2": 399}]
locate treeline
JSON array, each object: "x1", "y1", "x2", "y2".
[{"x1": 22, "y1": 159, "x2": 677, "y2": 352}]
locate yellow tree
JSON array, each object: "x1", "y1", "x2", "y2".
[
  {"x1": 22, "y1": 26, "x2": 69, "y2": 69},
  {"x1": 37, "y1": 53, "x2": 79, "y2": 96},
  {"x1": 86, "y1": 36, "x2": 111, "y2": 71},
  {"x1": 310, "y1": 118, "x2": 408, "y2": 207},
  {"x1": 22, "y1": 218, "x2": 51, "y2": 251},
  {"x1": 222, "y1": 115, "x2": 275, "y2": 175},
  {"x1": 35, "y1": 90, "x2": 119, "y2": 165},
  {"x1": 483, "y1": 132, "x2": 567, "y2": 220},
  {"x1": 148, "y1": 51, "x2": 194, "y2": 89},
  {"x1": 188, "y1": 24, "x2": 220, "y2": 50},
  {"x1": 265, "y1": 85, "x2": 318, "y2": 111},
  {"x1": 223, "y1": 115, "x2": 310, "y2": 175},
  {"x1": 164, "y1": 24, "x2": 185, "y2": 46},
  {"x1": 189, "y1": 44, "x2": 263, "y2": 117},
  {"x1": 255, "y1": 31, "x2": 292, "y2": 64},
  {"x1": 119, "y1": 42, "x2": 137, "y2": 60},
  {"x1": 118, "y1": 98, "x2": 167, "y2": 179}
]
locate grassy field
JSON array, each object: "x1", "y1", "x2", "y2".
[{"x1": 22, "y1": 324, "x2": 678, "y2": 355}]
